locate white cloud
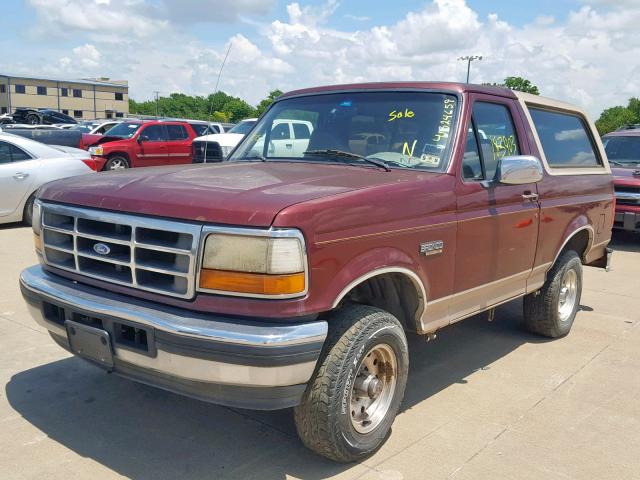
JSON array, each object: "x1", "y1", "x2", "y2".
[{"x1": 11, "y1": 0, "x2": 640, "y2": 117}]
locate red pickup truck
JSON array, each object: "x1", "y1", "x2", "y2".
[
  {"x1": 602, "y1": 125, "x2": 640, "y2": 232},
  {"x1": 87, "y1": 120, "x2": 198, "y2": 170},
  {"x1": 21, "y1": 82, "x2": 613, "y2": 462}
]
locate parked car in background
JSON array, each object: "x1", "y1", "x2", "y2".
[
  {"x1": 12, "y1": 108, "x2": 77, "y2": 125},
  {"x1": 0, "y1": 132, "x2": 96, "y2": 225},
  {"x1": 87, "y1": 119, "x2": 199, "y2": 170},
  {"x1": 0, "y1": 127, "x2": 85, "y2": 149},
  {"x1": 602, "y1": 124, "x2": 640, "y2": 232},
  {"x1": 20, "y1": 82, "x2": 613, "y2": 461},
  {"x1": 72, "y1": 120, "x2": 122, "y2": 135},
  {"x1": 191, "y1": 118, "x2": 258, "y2": 162}
]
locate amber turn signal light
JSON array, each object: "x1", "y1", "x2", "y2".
[{"x1": 199, "y1": 269, "x2": 305, "y2": 296}]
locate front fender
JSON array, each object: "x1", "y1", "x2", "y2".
[{"x1": 323, "y1": 246, "x2": 428, "y2": 316}]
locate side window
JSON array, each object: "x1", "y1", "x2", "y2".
[
  {"x1": 293, "y1": 123, "x2": 311, "y2": 140},
  {"x1": 142, "y1": 125, "x2": 166, "y2": 141},
  {"x1": 0, "y1": 141, "x2": 31, "y2": 163},
  {"x1": 529, "y1": 108, "x2": 601, "y2": 168},
  {"x1": 210, "y1": 125, "x2": 221, "y2": 134},
  {"x1": 166, "y1": 125, "x2": 188, "y2": 140},
  {"x1": 0, "y1": 142, "x2": 12, "y2": 164},
  {"x1": 462, "y1": 124, "x2": 483, "y2": 181},
  {"x1": 271, "y1": 123, "x2": 291, "y2": 140},
  {"x1": 472, "y1": 102, "x2": 520, "y2": 180}
]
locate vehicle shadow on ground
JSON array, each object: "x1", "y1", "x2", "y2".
[
  {"x1": 610, "y1": 230, "x2": 640, "y2": 253},
  {"x1": 5, "y1": 300, "x2": 548, "y2": 480},
  {"x1": 0, "y1": 222, "x2": 27, "y2": 230}
]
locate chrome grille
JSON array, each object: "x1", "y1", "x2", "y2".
[
  {"x1": 615, "y1": 187, "x2": 640, "y2": 206},
  {"x1": 40, "y1": 202, "x2": 202, "y2": 299}
]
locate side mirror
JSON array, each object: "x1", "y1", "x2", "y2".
[
  {"x1": 496, "y1": 155, "x2": 543, "y2": 185},
  {"x1": 137, "y1": 135, "x2": 149, "y2": 143}
]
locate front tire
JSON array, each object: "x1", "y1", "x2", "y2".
[
  {"x1": 26, "y1": 114, "x2": 40, "y2": 125},
  {"x1": 523, "y1": 250, "x2": 583, "y2": 338},
  {"x1": 103, "y1": 156, "x2": 129, "y2": 171},
  {"x1": 294, "y1": 305, "x2": 409, "y2": 462}
]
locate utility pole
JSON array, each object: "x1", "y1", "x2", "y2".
[
  {"x1": 153, "y1": 90, "x2": 160, "y2": 118},
  {"x1": 458, "y1": 55, "x2": 483, "y2": 83}
]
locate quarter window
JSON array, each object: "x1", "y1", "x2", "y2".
[
  {"x1": 529, "y1": 108, "x2": 601, "y2": 168},
  {"x1": 0, "y1": 141, "x2": 32, "y2": 164},
  {"x1": 462, "y1": 124, "x2": 483, "y2": 181},
  {"x1": 167, "y1": 124, "x2": 188, "y2": 140}
]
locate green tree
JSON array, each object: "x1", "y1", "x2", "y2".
[
  {"x1": 595, "y1": 104, "x2": 639, "y2": 135},
  {"x1": 256, "y1": 89, "x2": 283, "y2": 116},
  {"x1": 503, "y1": 76, "x2": 540, "y2": 95}
]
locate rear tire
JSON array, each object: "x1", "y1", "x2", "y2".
[
  {"x1": 523, "y1": 250, "x2": 583, "y2": 338},
  {"x1": 294, "y1": 305, "x2": 409, "y2": 462},
  {"x1": 25, "y1": 114, "x2": 39, "y2": 125},
  {"x1": 23, "y1": 194, "x2": 35, "y2": 226},
  {"x1": 103, "y1": 156, "x2": 129, "y2": 171}
]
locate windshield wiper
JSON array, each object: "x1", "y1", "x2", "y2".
[
  {"x1": 237, "y1": 153, "x2": 266, "y2": 162},
  {"x1": 304, "y1": 149, "x2": 390, "y2": 172},
  {"x1": 608, "y1": 160, "x2": 627, "y2": 166}
]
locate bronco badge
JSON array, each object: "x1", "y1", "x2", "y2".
[{"x1": 419, "y1": 240, "x2": 444, "y2": 256}]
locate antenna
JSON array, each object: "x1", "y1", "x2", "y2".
[{"x1": 203, "y1": 41, "x2": 232, "y2": 163}]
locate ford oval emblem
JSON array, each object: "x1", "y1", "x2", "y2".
[{"x1": 93, "y1": 243, "x2": 111, "y2": 256}]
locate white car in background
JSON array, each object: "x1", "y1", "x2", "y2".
[
  {"x1": 191, "y1": 118, "x2": 258, "y2": 162},
  {"x1": 0, "y1": 133, "x2": 97, "y2": 226}
]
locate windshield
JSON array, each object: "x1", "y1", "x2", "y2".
[
  {"x1": 603, "y1": 136, "x2": 640, "y2": 164},
  {"x1": 229, "y1": 92, "x2": 458, "y2": 170},
  {"x1": 228, "y1": 120, "x2": 256, "y2": 135},
  {"x1": 104, "y1": 122, "x2": 141, "y2": 138},
  {"x1": 70, "y1": 124, "x2": 94, "y2": 133}
]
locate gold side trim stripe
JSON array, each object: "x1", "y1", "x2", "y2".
[{"x1": 315, "y1": 220, "x2": 456, "y2": 246}]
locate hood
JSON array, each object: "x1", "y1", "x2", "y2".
[
  {"x1": 612, "y1": 166, "x2": 640, "y2": 187},
  {"x1": 37, "y1": 162, "x2": 430, "y2": 227},
  {"x1": 93, "y1": 135, "x2": 132, "y2": 146},
  {"x1": 193, "y1": 133, "x2": 245, "y2": 147}
]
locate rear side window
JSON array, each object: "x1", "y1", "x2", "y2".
[
  {"x1": 470, "y1": 102, "x2": 521, "y2": 181},
  {"x1": 529, "y1": 108, "x2": 601, "y2": 168},
  {"x1": 166, "y1": 124, "x2": 188, "y2": 140},
  {"x1": 293, "y1": 123, "x2": 311, "y2": 140},
  {"x1": 0, "y1": 141, "x2": 32, "y2": 164}
]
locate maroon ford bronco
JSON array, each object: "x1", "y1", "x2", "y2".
[
  {"x1": 20, "y1": 82, "x2": 613, "y2": 462},
  {"x1": 602, "y1": 125, "x2": 640, "y2": 232}
]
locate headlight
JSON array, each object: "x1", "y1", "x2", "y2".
[
  {"x1": 199, "y1": 231, "x2": 306, "y2": 297},
  {"x1": 89, "y1": 145, "x2": 104, "y2": 156},
  {"x1": 32, "y1": 198, "x2": 43, "y2": 252},
  {"x1": 220, "y1": 145, "x2": 233, "y2": 158}
]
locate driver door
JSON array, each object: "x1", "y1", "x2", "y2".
[
  {"x1": 451, "y1": 96, "x2": 540, "y2": 320},
  {"x1": 136, "y1": 124, "x2": 168, "y2": 167}
]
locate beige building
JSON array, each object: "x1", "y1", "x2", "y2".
[{"x1": 0, "y1": 74, "x2": 129, "y2": 120}]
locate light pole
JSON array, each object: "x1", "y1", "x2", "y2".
[{"x1": 458, "y1": 55, "x2": 482, "y2": 83}]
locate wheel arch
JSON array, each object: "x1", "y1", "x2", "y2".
[
  {"x1": 553, "y1": 224, "x2": 594, "y2": 266},
  {"x1": 330, "y1": 266, "x2": 427, "y2": 333}
]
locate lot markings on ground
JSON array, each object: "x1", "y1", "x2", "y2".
[{"x1": 0, "y1": 224, "x2": 638, "y2": 479}]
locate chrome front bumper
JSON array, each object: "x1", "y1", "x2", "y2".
[{"x1": 19, "y1": 265, "x2": 327, "y2": 410}]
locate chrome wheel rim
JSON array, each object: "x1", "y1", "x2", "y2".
[
  {"x1": 558, "y1": 268, "x2": 578, "y2": 322},
  {"x1": 109, "y1": 159, "x2": 126, "y2": 170},
  {"x1": 349, "y1": 343, "x2": 397, "y2": 434}
]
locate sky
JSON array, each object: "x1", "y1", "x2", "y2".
[{"x1": 0, "y1": 0, "x2": 638, "y2": 116}]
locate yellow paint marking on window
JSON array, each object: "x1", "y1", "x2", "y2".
[
  {"x1": 388, "y1": 109, "x2": 415, "y2": 122},
  {"x1": 403, "y1": 139, "x2": 418, "y2": 157}
]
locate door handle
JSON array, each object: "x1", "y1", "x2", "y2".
[
  {"x1": 285, "y1": 143, "x2": 293, "y2": 148},
  {"x1": 13, "y1": 172, "x2": 29, "y2": 180},
  {"x1": 522, "y1": 192, "x2": 539, "y2": 202}
]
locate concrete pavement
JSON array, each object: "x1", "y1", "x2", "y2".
[{"x1": 1, "y1": 223, "x2": 639, "y2": 479}]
